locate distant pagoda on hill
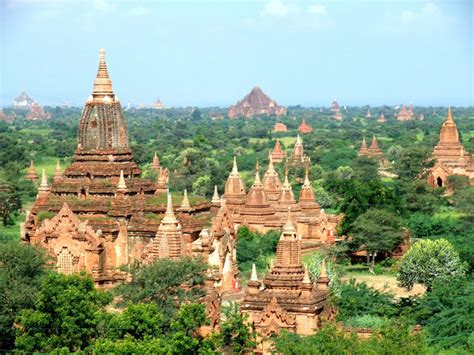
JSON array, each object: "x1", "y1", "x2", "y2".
[
  {"x1": 396, "y1": 105, "x2": 415, "y2": 121},
  {"x1": 13, "y1": 91, "x2": 34, "y2": 108},
  {"x1": 228, "y1": 86, "x2": 286, "y2": 118},
  {"x1": 153, "y1": 97, "x2": 166, "y2": 109}
]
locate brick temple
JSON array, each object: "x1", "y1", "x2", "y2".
[
  {"x1": 298, "y1": 118, "x2": 313, "y2": 133},
  {"x1": 241, "y1": 210, "x2": 332, "y2": 352},
  {"x1": 396, "y1": 104, "x2": 415, "y2": 121},
  {"x1": 22, "y1": 50, "x2": 239, "y2": 292},
  {"x1": 358, "y1": 136, "x2": 384, "y2": 160},
  {"x1": 428, "y1": 108, "x2": 474, "y2": 187},
  {"x1": 228, "y1": 86, "x2": 286, "y2": 118}
]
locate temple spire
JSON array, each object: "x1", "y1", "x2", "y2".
[
  {"x1": 303, "y1": 164, "x2": 311, "y2": 187},
  {"x1": 38, "y1": 169, "x2": 50, "y2": 192},
  {"x1": 302, "y1": 266, "x2": 311, "y2": 284},
  {"x1": 162, "y1": 189, "x2": 178, "y2": 224},
  {"x1": 446, "y1": 107, "x2": 454, "y2": 123},
  {"x1": 250, "y1": 263, "x2": 259, "y2": 281},
  {"x1": 267, "y1": 153, "x2": 275, "y2": 173},
  {"x1": 232, "y1": 156, "x2": 239, "y2": 174},
  {"x1": 211, "y1": 185, "x2": 220, "y2": 203},
  {"x1": 180, "y1": 189, "x2": 191, "y2": 209},
  {"x1": 53, "y1": 160, "x2": 63, "y2": 183},
  {"x1": 254, "y1": 161, "x2": 261, "y2": 185},
  {"x1": 92, "y1": 49, "x2": 115, "y2": 101},
  {"x1": 117, "y1": 170, "x2": 127, "y2": 191}
]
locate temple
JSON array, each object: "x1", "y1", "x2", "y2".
[
  {"x1": 330, "y1": 99, "x2": 339, "y2": 112},
  {"x1": 396, "y1": 105, "x2": 415, "y2": 121},
  {"x1": 25, "y1": 160, "x2": 39, "y2": 182},
  {"x1": 153, "y1": 97, "x2": 166, "y2": 109},
  {"x1": 13, "y1": 91, "x2": 34, "y2": 108},
  {"x1": 22, "y1": 49, "x2": 239, "y2": 292},
  {"x1": 377, "y1": 112, "x2": 386, "y2": 123},
  {"x1": 298, "y1": 118, "x2": 313, "y2": 133},
  {"x1": 358, "y1": 136, "x2": 384, "y2": 160},
  {"x1": 289, "y1": 135, "x2": 309, "y2": 165},
  {"x1": 333, "y1": 109, "x2": 343, "y2": 121},
  {"x1": 428, "y1": 108, "x2": 473, "y2": 187},
  {"x1": 273, "y1": 122, "x2": 288, "y2": 132},
  {"x1": 27, "y1": 102, "x2": 51, "y2": 120},
  {"x1": 366, "y1": 109, "x2": 372, "y2": 118},
  {"x1": 223, "y1": 156, "x2": 338, "y2": 248},
  {"x1": 228, "y1": 86, "x2": 286, "y2": 118},
  {"x1": 241, "y1": 211, "x2": 331, "y2": 352}
]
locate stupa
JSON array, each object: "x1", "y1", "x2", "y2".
[
  {"x1": 289, "y1": 135, "x2": 309, "y2": 165},
  {"x1": 330, "y1": 99, "x2": 339, "y2": 112},
  {"x1": 377, "y1": 112, "x2": 386, "y2": 123},
  {"x1": 228, "y1": 86, "x2": 286, "y2": 118},
  {"x1": 396, "y1": 105, "x2": 415, "y2": 121},
  {"x1": 333, "y1": 109, "x2": 342, "y2": 121},
  {"x1": 298, "y1": 118, "x2": 312, "y2": 133},
  {"x1": 25, "y1": 160, "x2": 39, "y2": 182},
  {"x1": 358, "y1": 136, "x2": 384, "y2": 160},
  {"x1": 270, "y1": 139, "x2": 287, "y2": 163},
  {"x1": 27, "y1": 102, "x2": 51, "y2": 120},
  {"x1": 153, "y1": 97, "x2": 165, "y2": 109},
  {"x1": 273, "y1": 122, "x2": 288, "y2": 132},
  {"x1": 13, "y1": 91, "x2": 34, "y2": 108}
]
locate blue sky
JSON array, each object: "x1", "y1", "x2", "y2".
[{"x1": 1, "y1": 0, "x2": 472, "y2": 107}]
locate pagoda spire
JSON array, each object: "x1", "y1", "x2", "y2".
[
  {"x1": 151, "y1": 152, "x2": 160, "y2": 171},
  {"x1": 116, "y1": 170, "x2": 127, "y2": 193},
  {"x1": 303, "y1": 164, "x2": 310, "y2": 187},
  {"x1": 26, "y1": 160, "x2": 39, "y2": 182},
  {"x1": 254, "y1": 161, "x2": 261, "y2": 185},
  {"x1": 251, "y1": 263, "x2": 259, "y2": 281},
  {"x1": 317, "y1": 260, "x2": 330, "y2": 290},
  {"x1": 370, "y1": 135, "x2": 378, "y2": 149},
  {"x1": 162, "y1": 190, "x2": 178, "y2": 224},
  {"x1": 211, "y1": 185, "x2": 220, "y2": 203},
  {"x1": 267, "y1": 153, "x2": 275, "y2": 173},
  {"x1": 53, "y1": 160, "x2": 63, "y2": 183},
  {"x1": 92, "y1": 49, "x2": 115, "y2": 101},
  {"x1": 232, "y1": 156, "x2": 239, "y2": 174},
  {"x1": 180, "y1": 189, "x2": 191, "y2": 209},
  {"x1": 38, "y1": 169, "x2": 49, "y2": 192},
  {"x1": 446, "y1": 107, "x2": 454, "y2": 123},
  {"x1": 281, "y1": 207, "x2": 296, "y2": 238}
]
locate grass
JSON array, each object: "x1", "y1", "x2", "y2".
[
  {"x1": 0, "y1": 223, "x2": 21, "y2": 242},
  {"x1": 416, "y1": 132, "x2": 424, "y2": 141},
  {"x1": 279, "y1": 136, "x2": 297, "y2": 147},
  {"x1": 24, "y1": 156, "x2": 69, "y2": 181}
]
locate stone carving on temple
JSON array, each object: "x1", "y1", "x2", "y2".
[
  {"x1": 428, "y1": 108, "x2": 473, "y2": 187},
  {"x1": 228, "y1": 86, "x2": 286, "y2": 118}
]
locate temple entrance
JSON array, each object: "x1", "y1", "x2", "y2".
[
  {"x1": 57, "y1": 246, "x2": 74, "y2": 274},
  {"x1": 436, "y1": 176, "x2": 443, "y2": 187}
]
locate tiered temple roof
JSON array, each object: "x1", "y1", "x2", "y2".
[
  {"x1": 223, "y1": 156, "x2": 247, "y2": 212},
  {"x1": 289, "y1": 135, "x2": 309, "y2": 165},
  {"x1": 298, "y1": 118, "x2": 312, "y2": 133},
  {"x1": 27, "y1": 102, "x2": 51, "y2": 120},
  {"x1": 26, "y1": 160, "x2": 39, "y2": 182},
  {"x1": 228, "y1": 86, "x2": 286, "y2": 118},
  {"x1": 358, "y1": 136, "x2": 383, "y2": 159},
  {"x1": 13, "y1": 91, "x2": 34, "y2": 108},
  {"x1": 330, "y1": 99, "x2": 339, "y2": 112}
]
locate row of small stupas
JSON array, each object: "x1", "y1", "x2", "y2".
[
  {"x1": 269, "y1": 135, "x2": 310, "y2": 165},
  {"x1": 22, "y1": 50, "x2": 239, "y2": 292},
  {"x1": 428, "y1": 108, "x2": 474, "y2": 187},
  {"x1": 12, "y1": 91, "x2": 51, "y2": 120}
]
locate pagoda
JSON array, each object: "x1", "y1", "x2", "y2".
[
  {"x1": 270, "y1": 139, "x2": 287, "y2": 163},
  {"x1": 396, "y1": 105, "x2": 415, "y2": 121},
  {"x1": 13, "y1": 91, "x2": 34, "y2": 108},
  {"x1": 377, "y1": 112, "x2": 386, "y2": 123},
  {"x1": 366, "y1": 109, "x2": 372, "y2": 118},
  {"x1": 23, "y1": 50, "x2": 235, "y2": 290},
  {"x1": 153, "y1": 97, "x2": 165, "y2": 109},
  {"x1": 298, "y1": 118, "x2": 312, "y2": 133},
  {"x1": 333, "y1": 109, "x2": 343, "y2": 121},
  {"x1": 25, "y1": 160, "x2": 39, "y2": 182},
  {"x1": 358, "y1": 136, "x2": 383, "y2": 159},
  {"x1": 223, "y1": 156, "x2": 247, "y2": 213},
  {"x1": 330, "y1": 99, "x2": 339, "y2": 112},
  {"x1": 298, "y1": 166, "x2": 321, "y2": 217},
  {"x1": 27, "y1": 102, "x2": 51, "y2": 120},
  {"x1": 428, "y1": 108, "x2": 472, "y2": 187},
  {"x1": 241, "y1": 210, "x2": 330, "y2": 351},
  {"x1": 273, "y1": 122, "x2": 288, "y2": 132},
  {"x1": 228, "y1": 86, "x2": 286, "y2": 118},
  {"x1": 262, "y1": 156, "x2": 282, "y2": 204},
  {"x1": 289, "y1": 135, "x2": 309, "y2": 165}
]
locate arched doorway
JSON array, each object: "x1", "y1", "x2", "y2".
[
  {"x1": 57, "y1": 246, "x2": 74, "y2": 275},
  {"x1": 436, "y1": 176, "x2": 443, "y2": 187}
]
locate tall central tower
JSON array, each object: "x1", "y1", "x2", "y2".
[{"x1": 65, "y1": 49, "x2": 140, "y2": 178}]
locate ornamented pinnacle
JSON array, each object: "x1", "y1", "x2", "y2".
[
  {"x1": 117, "y1": 170, "x2": 127, "y2": 191},
  {"x1": 303, "y1": 164, "x2": 311, "y2": 187},
  {"x1": 211, "y1": 185, "x2": 220, "y2": 203},
  {"x1": 281, "y1": 207, "x2": 296, "y2": 237},
  {"x1": 181, "y1": 189, "x2": 191, "y2": 209},
  {"x1": 232, "y1": 156, "x2": 239, "y2": 174},
  {"x1": 53, "y1": 160, "x2": 63, "y2": 183},
  {"x1": 38, "y1": 169, "x2": 50, "y2": 192},
  {"x1": 251, "y1": 263, "x2": 259, "y2": 281},
  {"x1": 92, "y1": 49, "x2": 115, "y2": 101},
  {"x1": 303, "y1": 266, "x2": 311, "y2": 284},
  {"x1": 162, "y1": 189, "x2": 178, "y2": 224}
]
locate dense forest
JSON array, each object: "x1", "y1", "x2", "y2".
[{"x1": 0, "y1": 106, "x2": 473, "y2": 353}]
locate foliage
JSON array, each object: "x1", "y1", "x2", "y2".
[
  {"x1": 349, "y1": 208, "x2": 404, "y2": 271},
  {"x1": 392, "y1": 146, "x2": 434, "y2": 181},
  {"x1": 221, "y1": 302, "x2": 256, "y2": 353},
  {"x1": 306, "y1": 251, "x2": 340, "y2": 296},
  {"x1": 408, "y1": 277, "x2": 474, "y2": 351},
  {"x1": 15, "y1": 273, "x2": 112, "y2": 353},
  {"x1": 115, "y1": 257, "x2": 207, "y2": 320},
  {"x1": 0, "y1": 180, "x2": 21, "y2": 226},
  {"x1": 344, "y1": 314, "x2": 387, "y2": 329},
  {"x1": 0, "y1": 242, "x2": 47, "y2": 351},
  {"x1": 273, "y1": 321, "x2": 428, "y2": 354},
  {"x1": 397, "y1": 239, "x2": 467, "y2": 291},
  {"x1": 335, "y1": 279, "x2": 396, "y2": 320},
  {"x1": 236, "y1": 226, "x2": 280, "y2": 276}
]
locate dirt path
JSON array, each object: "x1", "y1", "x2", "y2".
[{"x1": 340, "y1": 274, "x2": 426, "y2": 298}]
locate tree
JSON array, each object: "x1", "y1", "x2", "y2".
[
  {"x1": 397, "y1": 239, "x2": 467, "y2": 291},
  {"x1": 15, "y1": 273, "x2": 112, "y2": 352},
  {"x1": 350, "y1": 209, "x2": 403, "y2": 272},
  {"x1": 393, "y1": 146, "x2": 433, "y2": 181},
  {"x1": 221, "y1": 303, "x2": 256, "y2": 353},
  {"x1": 115, "y1": 257, "x2": 207, "y2": 320},
  {"x1": 0, "y1": 242, "x2": 47, "y2": 351},
  {"x1": 192, "y1": 175, "x2": 212, "y2": 197},
  {"x1": 0, "y1": 180, "x2": 21, "y2": 226}
]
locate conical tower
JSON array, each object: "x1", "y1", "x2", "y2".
[
  {"x1": 53, "y1": 161, "x2": 63, "y2": 184},
  {"x1": 26, "y1": 160, "x2": 39, "y2": 182},
  {"x1": 270, "y1": 139, "x2": 287, "y2": 163},
  {"x1": 299, "y1": 165, "x2": 320, "y2": 216},
  {"x1": 358, "y1": 137, "x2": 368, "y2": 157},
  {"x1": 223, "y1": 156, "x2": 247, "y2": 212},
  {"x1": 263, "y1": 154, "x2": 281, "y2": 203}
]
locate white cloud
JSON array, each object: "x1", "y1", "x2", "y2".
[
  {"x1": 308, "y1": 4, "x2": 327, "y2": 16},
  {"x1": 262, "y1": 0, "x2": 298, "y2": 17}
]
